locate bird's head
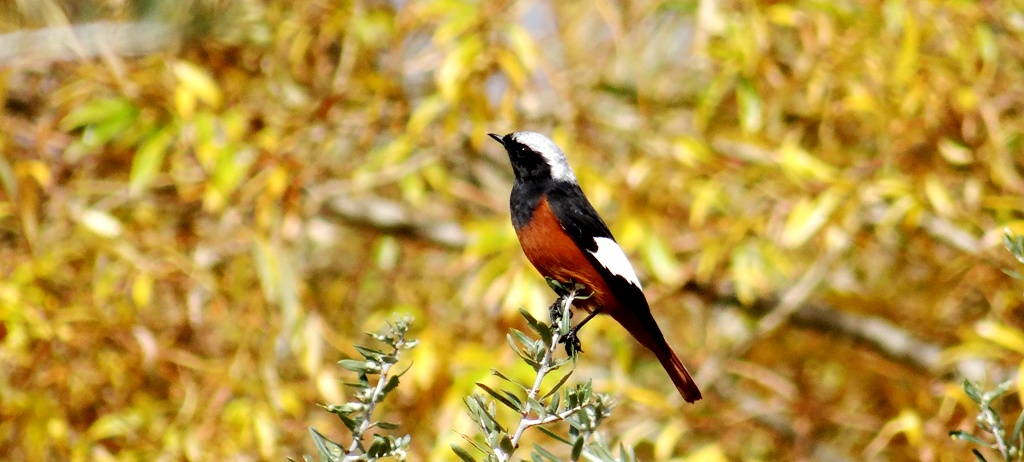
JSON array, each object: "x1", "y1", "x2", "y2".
[{"x1": 488, "y1": 131, "x2": 577, "y2": 184}]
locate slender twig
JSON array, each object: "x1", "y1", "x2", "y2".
[
  {"x1": 496, "y1": 290, "x2": 578, "y2": 461},
  {"x1": 345, "y1": 337, "x2": 405, "y2": 459}
]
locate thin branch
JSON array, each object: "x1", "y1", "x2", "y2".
[
  {"x1": 501, "y1": 293, "x2": 576, "y2": 460},
  {"x1": 321, "y1": 194, "x2": 467, "y2": 249},
  {"x1": 345, "y1": 337, "x2": 406, "y2": 459},
  {"x1": 0, "y1": 21, "x2": 179, "y2": 67}
]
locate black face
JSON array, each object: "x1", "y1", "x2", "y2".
[{"x1": 487, "y1": 133, "x2": 551, "y2": 182}]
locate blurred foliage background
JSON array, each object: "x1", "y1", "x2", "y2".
[{"x1": 2, "y1": 0, "x2": 1024, "y2": 460}]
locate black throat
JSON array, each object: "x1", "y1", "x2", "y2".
[{"x1": 510, "y1": 178, "x2": 550, "y2": 230}]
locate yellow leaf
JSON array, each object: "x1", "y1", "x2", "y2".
[
  {"x1": 689, "y1": 182, "x2": 720, "y2": 227},
  {"x1": 924, "y1": 175, "x2": 956, "y2": 218},
  {"x1": 976, "y1": 321, "x2": 1024, "y2": 354},
  {"x1": 781, "y1": 189, "x2": 842, "y2": 247},
  {"x1": 254, "y1": 407, "x2": 277, "y2": 459},
  {"x1": 174, "y1": 86, "x2": 196, "y2": 119},
  {"x1": 682, "y1": 443, "x2": 729, "y2": 462},
  {"x1": 80, "y1": 209, "x2": 123, "y2": 238},
  {"x1": 730, "y1": 242, "x2": 767, "y2": 305},
  {"x1": 131, "y1": 273, "x2": 154, "y2": 308},
  {"x1": 885, "y1": 409, "x2": 923, "y2": 446},
  {"x1": 653, "y1": 420, "x2": 687, "y2": 460},
  {"x1": 495, "y1": 49, "x2": 527, "y2": 88},
  {"x1": 172, "y1": 61, "x2": 222, "y2": 108},
  {"x1": 779, "y1": 139, "x2": 837, "y2": 183},
  {"x1": 506, "y1": 23, "x2": 538, "y2": 70},
  {"x1": 696, "y1": 240, "x2": 724, "y2": 283},
  {"x1": 1002, "y1": 220, "x2": 1024, "y2": 237},
  {"x1": 894, "y1": 13, "x2": 920, "y2": 85},
  {"x1": 766, "y1": 4, "x2": 801, "y2": 26},
  {"x1": 642, "y1": 234, "x2": 683, "y2": 285},
  {"x1": 938, "y1": 138, "x2": 973, "y2": 166},
  {"x1": 87, "y1": 413, "x2": 133, "y2": 440},
  {"x1": 1019, "y1": 359, "x2": 1024, "y2": 407},
  {"x1": 407, "y1": 95, "x2": 447, "y2": 136},
  {"x1": 841, "y1": 84, "x2": 877, "y2": 113},
  {"x1": 436, "y1": 36, "x2": 483, "y2": 101},
  {"x1": 672, "y1": 136, "x2": 712, "y2": 168},
  {"x1": 16, "y1": 160, "x2": 53, "y2": 188}
]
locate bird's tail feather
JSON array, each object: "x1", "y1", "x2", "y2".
[
  {"x1": 609, "y1": 309, "x2": 702, "y2": 403},
  {"x1": 656, "y1": 347, "x2": 702, "y2": 403}
]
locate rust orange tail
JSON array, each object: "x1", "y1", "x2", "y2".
[
  {"x1": 656, "y1": 346, "x2": 702, "y2": 403},
  {"x1": 610, "y1": 308, "x2": 702, "y2": 403}
]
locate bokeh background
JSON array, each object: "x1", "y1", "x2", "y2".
[{"x1": 3, "y1": 0, "x2": 1024, "y2": 460}]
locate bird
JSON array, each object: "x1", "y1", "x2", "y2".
[{"x1": 488, "y1": 131, "x2": 702, "y2": 403}]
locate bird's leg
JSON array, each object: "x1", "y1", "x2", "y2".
[
  {"x1": 548, "y1": 296, "x2": 572, "y2": 323},
  {"x1": 560, "y1": 307, "x2": 603, "y2": 355}
]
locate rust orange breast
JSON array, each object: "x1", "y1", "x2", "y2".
[{"x1": 516, "y1": 197, "x2": 617, "y2": 312}]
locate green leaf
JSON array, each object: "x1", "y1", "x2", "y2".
[
  {"x1": 354, "y1": 345, "x2": 385, "y2": 361},
  {"x1": 129, "y1": 127, "x2": 173, "y2": 196},
  {"x1": 546, "y1": 393, "x2": 560, "y2": 414},
  {"x1": 535, "y1": 425, "x2": 571, "y2": 445},
  {"x1": 338, "y1": 359, "x2": 374, "y2": 374},
  {"x1": 520, "y1": 307, "x2": 551, "y2": 343},
  {"x1": 452, "y1": 444, "x2": 478, "y2": 462},
  {"x1": 949, "y1": 429, "x2": 989, "y2": 446},
  {"x1": 490, "y1": 369, "x2": 529, "y2": 392},
  {"x1": 381, "y1": 375, "x2": 401, "y2": 395},
  {"x1": 309, "y1": 427, "x2": 345, "y2": 461},
  {"x1": 544, "y1": 277, "x2": 568, "y2": 294},
  {"x1": 1011, "y1": 409, "x2": 1024, "y2": 443},
  {"x1": 367, "y1": 434, "x2": 391, "y2": 457},
  {"x1": 60, "y1": 97, "x2": 138, "y2": 132},
  {"x1": 172, "y1": 60, "x2": 223, "y2": 107},
  {"x1": 541, "y1": 370, "x2": 574, "y2": 401},
  {"x1": 737, "y1": 77, "x2": 763, "y2": 133},
  {"x1": 506, "y1": 333, "x2": 537, "y2": 366},
  {"x1": 498, "y1": 435, "x2": 515, "y2": 457},
  {"x1": 531, "y1": 443, "x2": 561, "y2": 461},
  {"x1": 376, "y1": 420, "x2": 399, "y2": 430},
  {"x1": 477, "y1": 382, "x2": 522, "y2": 412},
  {"x1": 983, "y1": 379, "x2": 1014, "y2": 402},
  {"x1": 558, "y1": 303, "x2": 573, "y2": 337},
  {"x1": 571, "y1": 436, "x2": 585, "y2": 461}
]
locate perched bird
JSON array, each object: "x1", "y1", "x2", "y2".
[{"x1": 489, "y1": 131, "x2": 701, "y2": 403}]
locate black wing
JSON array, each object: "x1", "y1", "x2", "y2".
[
  {"x1": 544, "y1": 183, "x2": 614, "y2": 251},
  {"x1": 545, "y1": 183, "x2": 645, "y2": 298}
]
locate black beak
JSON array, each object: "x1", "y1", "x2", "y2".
[{"x1": 487, "y1": 133, "x2": 504, "y2": 146}]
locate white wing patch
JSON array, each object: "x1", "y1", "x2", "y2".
[{"x1": 589, "y1": 237, "x2": 642, "y2": 289}]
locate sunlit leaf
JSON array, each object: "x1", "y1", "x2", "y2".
[
  {"x1": 408, "y1": 95, "x2": 448, "y2": 136},
  {"x1": 79, "y1": 209, "x2": 123, "y2": 238},
  {"x1": 938, "y1": 139, "x2": 973, "y2": 166},
  {"x1": 781, "y1": 189, "x2": 843, "y2": 247},
  {"x1": 681, "y1": 444, "x2": 728, "y2": 462},
  {"x1": 736, "y1": 78, "x2": 763, "y2": 133},
  {"x1": 976, "y1": 321, "x2": 1024, "y2": 354},
  {"x1": 437, "y1": 36, "x2": 483, "y2": 101},
  {"x1": 172, "y1": 61, "x2": 223, "y2": 108},
  {"x1": 778, "y1": 139, "x2": 837, "y2": 183},
  {"x1": 60, "y1": 97, "x2": 138, "y2": 132},
  {"x1": 130, "y1": 127, "x2": 174, "y2": 196},
  {"x1": 924, "y1": 175, "x2": 957, "y2": 218},
  {"x1": 641, "y1": 234, "x2": 683, "y2": 285},
  {"x1": 131, "y1": 272, "x2": 154, "y2": 308}
]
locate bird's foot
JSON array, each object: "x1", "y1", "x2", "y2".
[
  {"x1": 548, "y1": 296, "x2": 574, "y2": 323},
  {"x1": 559, "y1": 331, "x2": 583, "y2": 356}
]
